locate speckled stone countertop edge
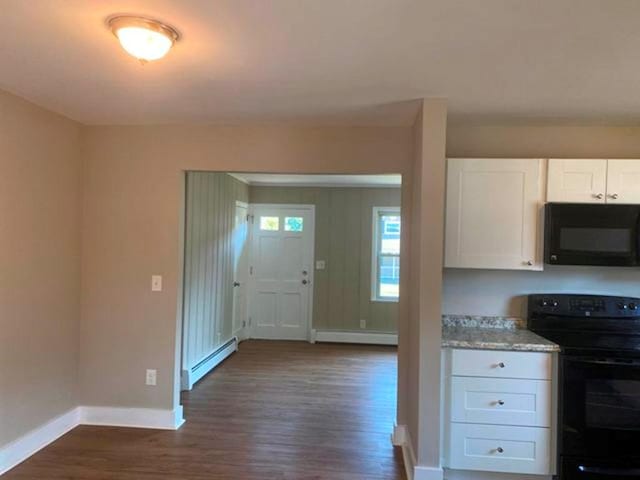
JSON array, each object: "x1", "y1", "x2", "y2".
[
  {"x1": 441, "y1": 315, "x2": 561, "y2": 352},
  {"x1": 442, "y1": 315, "x2": 526, "y2": 330},
  {"x1": 441, "y1": 337, "x2": 561, "y2": 353}
]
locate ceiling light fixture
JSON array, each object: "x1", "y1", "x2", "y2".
[{"x1": 108, "y1": 15, "x2": 179, "y2": 63}]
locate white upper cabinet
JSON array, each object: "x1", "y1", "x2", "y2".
[
  {"x1": 606, "y1": 160, "x2": 640, "y2": 204},
  {"x1": 445, "y1": 158, "x2": 545, "y2": 271},
  {"x1": 547, "y1": 159, "x2": 608, "y2": 203},
  {"x1": 547, "y1": 159, "x2": 640, "y2": 204}
]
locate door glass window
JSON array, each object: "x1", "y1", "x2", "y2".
[
  {"x1": 259, "y1": 216, "x2": 279, "y2": 231},
  {"x1": 284, "y1": 217, "x2": 304, "y2": 232}
]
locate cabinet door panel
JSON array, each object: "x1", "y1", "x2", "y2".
[
  {"x1": 448, "y1": 423, "x2": 551, "y2": 475},
  {"x1": 445, "y1": 158, "x2": 545, "y2": 270},
  {"x1": 450, "y1": 377, "x2": 551, "y2": 427},
  {"x1": 547, "y1": 159, "x2": 607, "y2": 203},
  {"x1": 606, "y1": 159, "x2": 640, "y2": 204}
]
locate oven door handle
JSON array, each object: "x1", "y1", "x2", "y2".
[{"x1": 578, "y1": 465, "x2": 640, "y2": 476}]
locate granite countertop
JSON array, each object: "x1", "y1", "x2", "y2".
[{"x1": 441, "y1": 315, "x2": 560, "y2": 353}]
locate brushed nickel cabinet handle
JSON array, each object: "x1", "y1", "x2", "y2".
[
  {"x1": 594, "y1": 193, "x2": 604, "y2": 199},
  {"x1": 609, "y1": 193, "x2": 619, "y2": 199}
]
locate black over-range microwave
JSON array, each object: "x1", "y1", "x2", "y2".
[{"x1": 545, "y1": 203, "x2": 640, "y2": 267}]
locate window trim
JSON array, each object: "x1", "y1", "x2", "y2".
[{"x1": 371, "y1": 206, "x2": 401, "y2": 303}]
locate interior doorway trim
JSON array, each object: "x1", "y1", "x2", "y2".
[{"x1": 248, "y1": 203, "x2": 315, "y2": 342}]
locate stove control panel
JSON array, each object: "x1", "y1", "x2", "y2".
[{"x1": 528, "y1": 294, "x2": 640, "y2": 318}]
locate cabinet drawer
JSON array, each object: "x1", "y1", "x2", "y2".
[
  {"x1": 448, "y1": 423, "x2": 551, "y2": 475},
  {"x1": 451, "y1": 349, "x2": 551, "y2": 380},
  {"x1": 451, "y1": 377, "x2": 551, "y2": 427}
]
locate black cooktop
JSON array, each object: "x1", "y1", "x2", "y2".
[{"x1": 528, "y1": 294, "x2": 640, "y2": 354}]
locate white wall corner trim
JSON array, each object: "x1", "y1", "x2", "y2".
[
  {"x1": 0, "y1": 408, "x2": 80, "y2": 476},
  {"x1": 314, "y1": 330, "x2": 398, "y2": 346},
  {"x1": 0, "y1": 406, "x2": 185, "y2": 475},
  {"x1": 79, "y1": 406, "x2": 185, "y2": 430}
]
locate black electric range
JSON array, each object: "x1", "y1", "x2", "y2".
[{"x1": 528, "y1": 294, "x2": 640, "y2": 480}]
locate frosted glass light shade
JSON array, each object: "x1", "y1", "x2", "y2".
[{"x1": 109, "y1": 16, "x2": 179, "y2": 62}]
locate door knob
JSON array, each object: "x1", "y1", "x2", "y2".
[
  {"x1": 302, "y1": 270, "x2": 308, "y2": 276},
  {"x1": 302, "y1": 279, "x2": 308, "y2": 285}
]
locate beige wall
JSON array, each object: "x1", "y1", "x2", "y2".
[
  {"x1": 249, "y1": 186, "x2": 401, "y2": 333},
  {"x1": 406, "y1": 99, "x2": 448, "y2": 468},
  {"x1": 0, "y1": 91, "x2": 81, "y2": 447},
  {"x1": 79, "y1": 125, "x2": 413, "y2": 412},
  {"x1": 445, "y1": 124, "x2": 640, "y2": 318}
]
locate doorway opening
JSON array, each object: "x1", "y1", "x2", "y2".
[{"x1": 178, "y1": 172, "x2": 404, "y2": 476}]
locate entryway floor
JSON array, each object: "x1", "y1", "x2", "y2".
[{"x1": 5, "y1": 340, "x2": 406, "y2": 479}]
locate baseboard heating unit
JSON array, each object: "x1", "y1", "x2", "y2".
[{"x1": 181, "y1": 337, "x2": 237, "y2": 391}]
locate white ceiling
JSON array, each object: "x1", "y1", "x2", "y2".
[
  {"x1": 2, "y1": 1, "x2": 640, "y2": 125},
  {"x1": 229, "y1": 173, "x2": 401, "y2": 187}
]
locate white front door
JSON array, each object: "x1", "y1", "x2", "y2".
[
  {"x1": 232, "y1": 202, "x2": 249, "y2": 338},
  {"x1": 248, "y1": 205, "x2": 314, "y2": 341}
]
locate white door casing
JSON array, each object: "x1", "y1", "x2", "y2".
[
  {"x1": 232, "y1": 201, "x2": 249, "y2": 339},
  {"x1": 248, "y1": 204, "x2": 314, "y2": 341}
]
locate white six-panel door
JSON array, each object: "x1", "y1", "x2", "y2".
[{"x1": 248, "y1": 205, "x2": 314, "y2": 341}]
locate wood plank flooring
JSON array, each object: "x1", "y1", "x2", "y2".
[{"x1": 5, "y1": 340, "x2": 406, "y2": 479}]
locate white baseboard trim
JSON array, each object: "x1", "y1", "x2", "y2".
[
  {"x1": 392, "y1": 424, "x2": 443, "y2": 480},
  {"x1": 414, "y1": 465, "x2": 444, "y2": 480},
  {"x1": 0, "y1": 405, "x2": 185, "y2": 476},
  {"x1": 392, "y1": 424, "x2": 417, "y2": 480},
  {"x1": 80, "y1": 405, "x2": 185, "y2": 430},
  {"x1": 0, "y1": 408, "x2": 80, "y2": 476},
  {"x1": 313, "y1": 330, "x2": 398, "y2": 345},
  {"x1": 181, "y1": 337, "x2": 238, "y2": 391}
]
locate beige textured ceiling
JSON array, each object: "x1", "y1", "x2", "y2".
[{"x1": 1, "y1": 0, "x2": 639, "y2": 125}]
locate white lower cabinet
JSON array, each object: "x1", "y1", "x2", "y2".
[
  {"x1": 448, "y1": 424, "x2": 551, "y2": 475},
  {"x1": 444, "y1": 348, "x2": 555, "y2": 476},
  {"x1": 450, "y1": 377, "x2": 551, "y2": 427}
]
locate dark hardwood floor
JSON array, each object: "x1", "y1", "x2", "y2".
[{"x1": 5, "y1": 340, "x2": 406, "y2": 479}]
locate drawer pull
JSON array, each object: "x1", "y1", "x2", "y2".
[
  {"x1": 496, "y1": 447, "x2": 504, "y2": 454},
  {"x1": 497, "y1": 400, "x2": 505, "y2": 406},
  {"x1": 497, "y1": 362, "x2": 506, "y2": 368}
]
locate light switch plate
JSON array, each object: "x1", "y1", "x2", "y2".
[
  {"x1": 360, "y1": 319, "x2": 367, "y2": 329},
  {"x1": 145, "y1": 369, "x2": 157, "y2": 386},
  {"x1": 315, "y1": 260, "x2": 326, "y2": 270},
  {"x1": 151, "y1": 275, "x2": 162, "y2": 292}
]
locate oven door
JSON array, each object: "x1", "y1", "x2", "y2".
[
  {"x1": 561, "y1": 353, "x2": 640, "y2": 479},
  {"x1": 545, "y1": 203, "x2": 640, "y2": 266}
]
